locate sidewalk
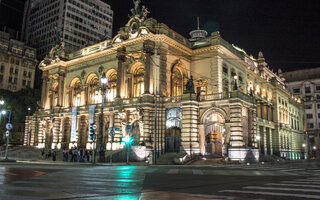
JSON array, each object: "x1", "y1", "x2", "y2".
[{"x1": 0, "y1": 156, "x2": 148, "y2": 166}]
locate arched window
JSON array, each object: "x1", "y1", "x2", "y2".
[
  {"x1": 248, "y1": 81, "x2": 254, "y2": 94},
  {"x1": 71, "y1": 79, "x2": 81, "y2": 107},
  {"x1": 171, "y1": 67, "x2": 183, "y2": 96},
  {"x1": 107, "y1": 72, "x2": 117, "y2": 101},
  {"x1": 50, "y1": 82, "x2": 58, "y2": 108},
  {"x1": 133, "y1": 66, "x2": 145, "y2": 97},
  {"x1": 87, "y1": 74, "x2": 99, "y2": 104}
]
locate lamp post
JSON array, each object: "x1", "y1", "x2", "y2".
[
  {"x1": 256, "y1": 135, "x2": 261, "y2": 161},
  {"x1": 233, "y1": 75, "x2": 238, "y2": 91},
  {"x1": 96, "y1": 72, "x2": 108, "y2": 163},
  {"x1": 1, "y1": 109, "x2": 12, "y2": 160}
]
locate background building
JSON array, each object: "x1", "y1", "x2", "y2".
[
  {"x1": 283, "y1": 68, "x2": 320, "y2": 158},
  {"x1": 24, "y1": 3, "x2": 306, "y2": 162},
  {"x1": 0, "y1": 29, "x2": 37, "y2": 91},
  {"x1": 21, "y1": 0, "x2": 113, "y2": 60}
]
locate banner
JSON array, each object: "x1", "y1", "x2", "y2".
[
  {"x1": 70, "y1": 107, "x2": 77, "y2": 142},
  {"x1": 88, "y1": 105, "x2": 95, "y2": 141}
]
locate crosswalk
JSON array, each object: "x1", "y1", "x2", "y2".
[
  {"x1": 0, "y1": 166, "x2": 147, "y2": 199},
  {"x1": 219, "y1": 177, "x2": 320, "y2": 199},
  {"x1": 145, "y1": 166, "x2": 320, "y2": 176}
]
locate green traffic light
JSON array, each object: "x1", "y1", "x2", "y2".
[{"x1": 124, "y1": 135, "x2": 130, "y2": 143}]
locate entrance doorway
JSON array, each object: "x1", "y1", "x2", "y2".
[
  {"x1": 165, "y1": 108, "x2": 182, "y2": 153},
  {"x1": 204, "y1": 112, "x2": 225, "y2": 156}
]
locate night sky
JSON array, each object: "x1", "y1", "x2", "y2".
[{"x1": 1, "y1": 0, "x2": 320, "y2": 72}]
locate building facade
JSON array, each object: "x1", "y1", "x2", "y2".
[
  {"x1": 0, "y1": 30, "x2": 37, "y2": 91},
  {"x1": 283, "y1": 68, "x2": 320, "y2": 158},
  {"x1": 24, "y1": 4, "x2": 306, "y2": 162},
  {"x1": 21, "y1": 0, "x2": 113, "y2": 60}
]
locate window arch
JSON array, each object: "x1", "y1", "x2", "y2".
[
  {"x1": 133, "y1": 65, "x2": 145, "y2": 97},
  {"x1": 248, "y1": 81, "x2": 254, "y2": 94},
  {"x1": 50, "y1": 81, "x2": 58, "y2": 108},
  {"x1": 107, "y1": 72, "x2": 117, "y2": 101},
  {"x1": 171, "y1": 67, "x2": 183, "y2": 97},
  {"x1": 70, "y1": 78, "x2": 81, "y2": 107},
  {"x1": 87, "y1": 74, "x2": 99, "y2": 104}
]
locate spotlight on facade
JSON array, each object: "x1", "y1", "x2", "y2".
[
  {"x1": 1, "y1": 110, "x2": 6, "y2": 115},
  {"x1": 313, "y1": 146, "x2": 317, "y2": 150},
  {"x1": 256, "y1": 135, "x2": 261, "y2": 141},
  {"x1": 302, "y1": 144, "x2": 306, "y2": 147},
  {"x1": 28, "y1": 107, "x2": 31, "y2": 111},
  {"x1": 0, "y1": 100, "x2": 4, "y2": 105}
]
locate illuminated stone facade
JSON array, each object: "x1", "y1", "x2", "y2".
[{"x1": 24, "y1": 5, "x2": 306, "y2": 161}]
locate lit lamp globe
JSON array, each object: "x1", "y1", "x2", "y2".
[{"x1": 101, "y1": 72, "x2": 108, "y2": 87}]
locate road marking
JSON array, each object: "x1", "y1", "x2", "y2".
[
  {"x1": 168, "y1": 169, "x2": 179, "y2": 174},
  {"x1": 191, "y1": 194, "x2": 236, "y2": 199},
  {"x1": 244, "y1": 186, "x2": 320, "y2": 193},
  {"x1": 266, "y1": 183, "x2": 320, "y2": 188},
  {"x1": 192, "y1": 169, "x2": 203, "y2": 175},
  {"x1": 220, "y1": 190, "x2": 320, "y2": 199},
  {"x1": 145, "y1": 168, "x2": 157, "y2": 173},
  {"x1": 282, "y1": 181, "x2": 320, "y2": 185},
  {"x1": 295, "y1": 179, "x2": 320, "y2": 182}
]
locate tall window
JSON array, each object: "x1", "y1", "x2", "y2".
[
  {"x1": 133, "y1": 66, "x2": 145, "y2": 97},
  {"x1": 107, "y1": 72, "x2": 117, "y2": 101},
  {"x1": 87, "y1": 75, "x2": 99, "y2": 104},
  {"x1": 71, "y1": 79, "x2": 81, "y2": 107},
  {"x1": 171, "y1": 67, "x2": 183, "y2": 96},
  {"x1": 50, "y1": 82, "x2": 58, "y2": 108}
]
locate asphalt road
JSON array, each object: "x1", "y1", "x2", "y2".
[{"x1": 0, "y1": 160, "x2": 318, "y2": 199}]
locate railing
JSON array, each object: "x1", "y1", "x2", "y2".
[{"x1": 163, "y1": 96, "x2": 182, "y2": 103}]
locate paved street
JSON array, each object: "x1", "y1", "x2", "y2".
[{"x1": 0, "y1": 161, "x2": 318, "y2": 199}]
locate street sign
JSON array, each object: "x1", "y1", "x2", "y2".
[
  {"x1": 93, "y1": 133, "x2": 96, "y2": 141},
  {"x1": 5, "y1": 131, "x2": 9, "y2": 137},
  {"x1": 92, "y1": 124, "x2": 97, "y2": 129},
  {"x1": 109, "y1": 130, "x2": 115, "y2": 137},
  {"x1": 114, "y1": 127, "x2": 120, "y2": 132},
  {"x1": 126, "y1": 125, "x2": 131, "y2": 133},
  {"x1": 5, "y1": 123, "x2": 12, "y2": 130}
]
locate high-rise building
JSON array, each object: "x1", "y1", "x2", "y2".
[
  {"x1": 0, "y1": 30, "x2": 37, "y2": 91},
  {"x1": 283, "y1": 68, "x2": 320, "y2": 158},
  {"x1": 21, "y1": 0, "x2": 113, "y2": 60}
]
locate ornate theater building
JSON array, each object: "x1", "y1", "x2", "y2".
[{"x1": 24, "y1": 3, "x2": 307, "y2": 161}]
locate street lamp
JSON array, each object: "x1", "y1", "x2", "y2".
[
  {"x1": 0, "y1": 100, "x2": 4, "y2": 105},
  {"x1": 1, "y1": 109, "x2": 12, "y2": 161},
  {"x1": 256, "y1": 135, "x2": 261, "y2": 160},
  {"x1": 234, "y1": 75, "x2": 238, "y2": 90},
  {"x1": 96, "y1": 72, "x2": 108, "y2": 163}
]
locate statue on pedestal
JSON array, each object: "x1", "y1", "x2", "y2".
[{"x1": 185, "y1": 75, "x2": 195, "y2": 94}]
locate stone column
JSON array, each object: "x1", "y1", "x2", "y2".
[
  {"x1": 143, "y1": 40, "x2": 155, "y2": 94},
  {"x1": 181, "y1": 94, "x2": 200, "y2": 155},
  {"x1": 198, "y1": 124, "x2": 205, "y2": 155},
  {"x1": 229, "y1": 103, "x2": 244, "y2": 147},
  {"x1": 113, "y1": 112, "x2": 122, "y2": 149},
  {"x1": 58, "y1": 69, "x2": 65, "y2": 107},
  {"x1": 116, "y1": 47, "x2": 126, "y2": 98},
  {"x1": 52, "y1": 117, "x2": 61, "y2": 149},
  {"x1": 41, "y1": 71, "x2": 49, "y2": 109},
  {"x1": 142, "y1": 107, "x2": 152, "y2": 146}
]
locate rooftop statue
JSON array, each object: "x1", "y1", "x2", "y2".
[{"x1": 130, "y1": 0, "x2": 149, "y2": 20}]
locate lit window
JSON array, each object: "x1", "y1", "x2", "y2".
[{"x1": 133, "y1": 66, "x2": 145, "y2": 97}]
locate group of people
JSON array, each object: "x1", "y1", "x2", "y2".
[
  {"x1": 41, "y1": 149, "x2": 57, "y2": 161},
  {"x1": 41, "y1": 147, "x2": 94, "y2": 162},
  {"x1": 63, "y1": 147, "x2": 94, "y2": 162}
]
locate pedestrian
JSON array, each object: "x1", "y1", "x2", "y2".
[
  {"x1": 48, "y1": 149, "x2": 52, "y2": 158},
  {"x1": 53, "y1": 151, "x2": 56, "y2": 161},
  {"x1": 41, "y1": 149, "x2": 45, "y2": 159},
  {"x1": 69, "y1": 148, "x2": 73, "y2": 162},
  {"x1": 73, "y1": 148, "x2": 77, "y2": 162}
]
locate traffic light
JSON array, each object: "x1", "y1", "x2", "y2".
[
  {"x1": 124, "y1": 134, "x2": 132, "y2": 144},
  {"x1": 89, "y1": 122, "x2": 96, "y2": 141}
]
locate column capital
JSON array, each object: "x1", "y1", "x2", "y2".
[
  {"x1": 117, "y1": 46, "x2": 126, "y2": 61},
  {"x1": 143, "y1": 40, "x2": 155, "y2": 54}
]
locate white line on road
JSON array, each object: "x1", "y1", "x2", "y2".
[
  {"x1": 145, "y1": 168, "x2": 157, "y2": 173},
  {"x1": 192, "y1": 169, "x2": 203, "y2": 175},
  {"x1": 281, "y1": 181, "x2": 320, "y2": 185},
  {"x1": 244, "y1": 186, "x2": 320, "y2": 193},
  {"x1": 168, "y1": 169, "x2": 179, "y2": 174},
  {"x1": 219, "y1": 190, "x2": 320, "y2": 199},
  {"x1": 266, "y1": 183, "x2": 320, "y2": 188},
  {"x1": 295, "y1": 179, "x2": 320, "y2": 182},
  {"x1": 191, "y1": 194, "x2": 236, "y2": 199}
]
